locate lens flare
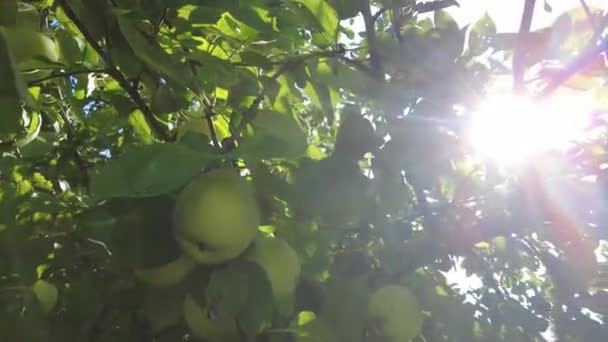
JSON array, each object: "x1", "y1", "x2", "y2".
[{"x1": 469, "y1": 92, "x2": 592, "y2": 165}]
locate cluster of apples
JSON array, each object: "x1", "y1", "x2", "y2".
[
  {"x1": 133, "y1": 169, "x2": 301, "y2": 339},
  {"x1": 134, "y1": 168, "x2": 424, "y2": 341}
]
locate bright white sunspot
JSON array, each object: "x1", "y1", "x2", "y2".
[{"x1": 468, "y1": 92, "x2": 593, "y2": 165}]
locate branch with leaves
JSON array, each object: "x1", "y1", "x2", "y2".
[
  {"x1": 56, "y1": 0, "x2": 171, "y2": 141},
  {"x1": 223, "y1": 49, "x2": 346, "y2": 151}
]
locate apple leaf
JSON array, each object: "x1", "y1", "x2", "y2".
[
  {"x1": 31, "y1": 280, "x2": 58, "y2": 314},
  {"x1": 294, "y1": 0, "x2": 339, "y2": 40},
  {"x1": 237, "y1": 111, "x2": 308, "y2": 160},
  {"x1": 90, "y1": 142, "x2": 217, "y2": 200},
  {"x1": 205, "y1": 261, "x2": 274, "y2": 338}
]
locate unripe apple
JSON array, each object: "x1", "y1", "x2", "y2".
[
  {"x1": 368, "y1": 285, "x2": 424, "y2": 342},
  {"x1": 173, "y1": 170, "x2": 260, "y2": 264}
]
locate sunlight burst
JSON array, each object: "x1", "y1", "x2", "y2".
[{"x1": 469, "y1": 92, "x2": 593, "y2": 165}]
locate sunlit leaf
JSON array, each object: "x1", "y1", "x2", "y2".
[
  {"x1": 90, "y1": 143, "x2": 217, "y2": 200},
  {"x1": 294, "y1": 0, "x2": 339, "y2": 39}
]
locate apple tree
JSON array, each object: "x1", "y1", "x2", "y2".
[{"x1": 1, "y1": 0, "x2": 608, "y2": 341}]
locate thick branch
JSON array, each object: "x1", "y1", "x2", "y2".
[
  {"x1": 361, "y1": 0, "x2": 382, "y2": 77},
  {"x1": 56, "y1": 0, "x2": 171, "y2": 141},
  {"x1": 513, "y1": 0, "x2": 536, "y2": 92}
]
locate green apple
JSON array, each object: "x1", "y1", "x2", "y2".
[
  {"x1": 368, "y1": 285, "x2": 424, "y2": 342},
  {"x1": 173, "y1": 170, "x2": 260, "y2": 264},
  {"x1": 245, "y1": 237, "x2": 300, "y2": 309},
  {"x1": 183, "y1": 294, "x2": 240, "y2": 341},
  {"x1": 134, "y1": 254, "x2": 195, "y2": 288}
]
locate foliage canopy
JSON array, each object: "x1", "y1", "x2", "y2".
[{"x1": 1, "y1": 0, "x2": 608, "y2": 341}]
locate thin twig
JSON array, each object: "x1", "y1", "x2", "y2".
[
  {"x1": 153, "y1": 7, "x2": 169, "y2": 35},
  {"x1": 513, "y1": 0, "x2": 537, "y2": 92},
  {"x1": 27, "y1": 69, "x2": 108, "y2": 86},
  {"x1": 202, "y1": 96, "x2": 220, "y2": 148},
  {"x1": 372, "y1": 8, "x2": 388, "y2": 22},
  {"x1": 415, "y1": 0, "x2": 460, "y2": 13},
  {"x1": 55, "y1": 87, "x2": 91, "y2": 192},
  {"x1": 56, "y1": 0, "x2": 172, "y2": 141}
]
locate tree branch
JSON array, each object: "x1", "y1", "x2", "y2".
[
  {"x1": 513, "y1": 0, "x2": 536, "y2": 93},
  {"x1": 415, "y1": 0, "x2": 460, "y2": 14},
  {"x1": 539, "y1": 37, "x2": 608, "y2": 97},
  {"x1": 223, "y1": 49, "x2": 345, "y2": 152},
  {"x1": 361, "y1": 0, "x2": 382, "y2": 77},
  {"x1": 578, "y1": 0, "x2": 599, "y2": 34},
  {"x1": 538, "y1": 10, "x2": 608, "y2": 97},
  {"x1": 55, "y1": 87, "x2": 91, "y2": 192},
  {"x1": 223, "y1": 60, "x2": 304, "y2": 152},
  {"x1": 372, "y1": 8, "x2": 387, "y2": 22},
  {"x1": 202, "y1": 97, "x2": 220, "y2": 148},
  {"x1": 27, "y1": 69, "x2": 108, "y2": 86},
  {"x1": 56, "y1": 0, "x2": 172, "y2": 141}
]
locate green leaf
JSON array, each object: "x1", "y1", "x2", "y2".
[
  {"x1": 205, "y1": 261, "x2": 274, "y2": 338},
  {"x1": 56, "y1": 29, "x2": 83, "y2": 66},
  {"x1": 0, "y1": 28, "x2": 34, "y2": 137},
  {"x1": 189, "y1": 51, "x2": 239, "y2": 89},
  {"x1": 434, "y1": 10, "x2": 459, "y2": 33},
  {"x1": 116, "y1": 14, "x2": 196, "y2": 90},
  {"x1": 128, "y1": 109, "x2": 153, "y2": 144},
  {"x1": 240, "y1": 50, "x2": 274, "y2": 70},
  {"x1": 206, "y1": 264, "x2": 251, "y2": 319},
  {"x1": 237, "y1": 111, "x2": 308, "y2": 160},
  {"x1": 14, "y1": 112, "x2": 42, "y2": 148},
  {"x1": 90, "y1": 142, "x2": 217, "y2": 200},
  {"x1": 294, "y1": 0, "x2": 339, "y2": 39},
  {"x1": 236, "y1": 263, "x2": 275, "y2": 338},
  {"x1": 327, "y1": 0, "x2": 361, "y2": 19},
  {"x1": 468, "y1": 12, "x2": 496, "y2": 54},
  {"x1": 31, "y1": 280, "x2": 58, "y2": 314},
  {"x1": 0, "y1": 0, "x2": 17, "y2": 27},
  {"x1": 303, "y1": 61, "x2": 337, "y2": 117}
]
